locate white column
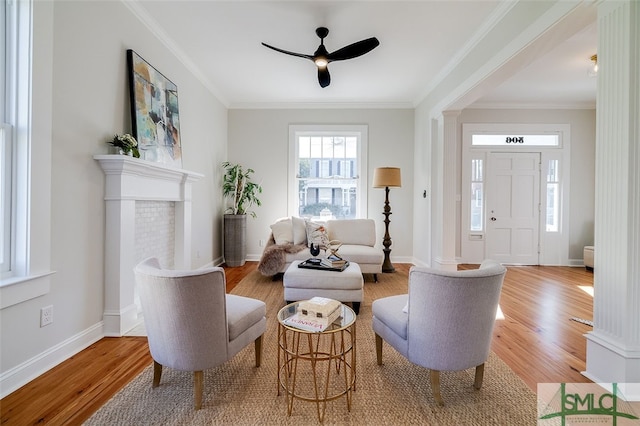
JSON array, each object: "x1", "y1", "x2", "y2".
[
  {"x1": 434, "y1": 111, "x2": 460, "y2": 270},
  {"x1": 585, "y1": 0, "x2": 640, "y2": 397}
]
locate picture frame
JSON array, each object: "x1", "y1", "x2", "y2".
[{"x1": 127, "y1": 49, "x2": 182, "y2": 168}]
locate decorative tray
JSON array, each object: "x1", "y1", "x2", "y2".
[{"x1": 298, "y1": 259, "x2": 350, "y2": 272}]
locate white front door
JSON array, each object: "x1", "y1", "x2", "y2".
[{"x1": 486, "y1": 152, "x2": 540, "y2": 264}]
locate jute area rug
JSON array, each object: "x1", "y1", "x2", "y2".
[{"x1": 86, "y1": 269, "x2": 537, "y2": 425}]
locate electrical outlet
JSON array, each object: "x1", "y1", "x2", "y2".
[
  {"x1": 40, "y1": 305, "x2": 53, "y2": 327},
  {"x1": 259, "y1": 239, "x2": 265, "y2": 247}
]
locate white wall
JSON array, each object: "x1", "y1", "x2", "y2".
[
  {"x1": 459, "y1": 108, "x2": 596, "y2": 262},
  {"x1": 0, "y1": 0, "x2": 227, "y2": 394},
  {"x1": 227, "y1": 109, "x2": 415, "y2": 263}
]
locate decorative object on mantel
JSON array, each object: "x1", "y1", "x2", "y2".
[
  {"x1": 222, "y1": 162, "x2": 263, "y2": 267},
  {"x1": 107, "y1": 133, "x2": 140, "y2": 158},
  {"x1": 373, "y1": 167, "x2": 401, "y2": 273},
  {"x1": 127, "y1": 49, "x2": 182, "y2": 168}
]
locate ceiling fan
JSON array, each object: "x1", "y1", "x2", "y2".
[{"x1": 261, "y1": 27, "x2": 380, "y2": 88}]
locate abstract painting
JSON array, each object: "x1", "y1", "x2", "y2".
[{"x1": 127, "y1": 49, "x2": 182, "y2": 168}]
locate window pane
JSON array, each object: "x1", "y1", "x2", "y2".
[
  {"x1": 472, "y1": 134, "x2": 559, "y2": 146},
  {"x1": 334, "y1": 137, "x2": 345, "y2": 158},
  {"x1": 472, "y1": 159, "x2": 483, "y2": 181},
  {"x1": 0, "y1": 127, "x2": 8, "y2": 266},
  {"x1": 470, "y1": 159, "x2": 484, "y2": 232},
  {"x1": 546, "y1": 183, "x2": 559, "y2": 232},
  {"x1": 470, "y1": 182, "x2": 483, "y2": 231},
  {"x1": 310, "y1": 137, "x2": 322, "y2": 158},
  {"x1": 295, "y1": 133, "x2": 361, "y2": 220},
  {"x1": 547, "y1": 159, "x2": 558, "y2": 182},
  {"x1": 546, "y1": 160, "x2": 560, "y2": 232},
  {"x1": 298, "y1": 137, "x2": 310, "y2": 158}
]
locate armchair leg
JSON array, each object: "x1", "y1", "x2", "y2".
[
  {"x1": 255, "y1": 335, "x2": 263, "y2": 367},
  {"x1": 152, "y1": 361, "x2": 162, "y2": 388},
  {"x1": 375, "y1": 334, "x2": 383, "y2": 365},
  {"x1": 430, "y1": 370, "x2": 444, "y2": 406},
  {"x1": 194, "y1": 371, "x2": 203, "y2": 410},
  {"x1": 474, "y1": 363, "x2": 485, "y2": 390}
]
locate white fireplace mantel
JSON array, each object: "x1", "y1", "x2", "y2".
[{"x1": 94, "y1": 155, "x2": 203, "y2": 336}]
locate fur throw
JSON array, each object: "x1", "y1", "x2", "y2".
[{"x1": 257, "y1": 235, "x2": 308, "y2": 276}]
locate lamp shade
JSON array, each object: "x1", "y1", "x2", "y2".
[{"x1": 373, "y1": 167, "x2": 402, "y2": 188}]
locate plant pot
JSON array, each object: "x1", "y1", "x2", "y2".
[{"x1": 224, "y1": 214, "x2": 247, "y2": 267}]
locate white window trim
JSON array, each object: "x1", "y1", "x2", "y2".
[
  {"x1": 288, "y1": 124, "x2": 368, "y2": 219},
  {"x1": 0, "y1": 0, "x2": 53, "y2": 308}
]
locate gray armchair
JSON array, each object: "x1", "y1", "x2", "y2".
[
  {"x1": 134, "y1": 257, "x2": 267, "y2": 409},
  {"x1": 372, "y1": 260, "x2": 506, "y2": 405}
]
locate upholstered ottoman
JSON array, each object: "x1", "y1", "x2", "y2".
[
  {"x1": 584, "y1": 246, "x2": 594, "y2": 271},
  {"x1": 283, "y1": 260, "x2": 364, "y2": 314}
]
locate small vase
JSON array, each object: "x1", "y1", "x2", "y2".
[{"x1": 116, "y1": 148, "x2": 132, "y2": 156}]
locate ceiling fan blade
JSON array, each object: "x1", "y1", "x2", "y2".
[
  {"x1": 326, "y1": 37, "x2": 379, "y2": 62},
  {"x1": 261, "y1": 42, "x2": 313, "y2": 61},
  {"x1": 318, "y1": 67, "x2": 331, "y2": 88}
]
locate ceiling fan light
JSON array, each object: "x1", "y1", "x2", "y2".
[{"x1": 314, "y1": 57, "x2": 328, "y2": 68}]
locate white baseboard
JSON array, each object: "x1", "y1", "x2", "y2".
[{"x1": 0, "y1": 322, "x2": 104, "y2": 398}]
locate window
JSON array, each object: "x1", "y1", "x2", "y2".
[
  {"x1": 546, "y1": 160, "x2": 560, "y2": 232},
  {"x1": 1, "y1": 0, "x2": 12, "y2": 273},
  {"x1": 2, "y1": 0, "x2": 32, "y2": 280},
  {"x1": 289, "y1": 125, "x2": 368, "y2": 220},
  {"x1": 472, "y1": 134, "x2": 559, "y2": 146},
  {"x1": 0, "y1": 0, "x2": 54, "y2": 308},
  {"x1": 470, "y1": 159, "x2": 484, "y2": 232}
]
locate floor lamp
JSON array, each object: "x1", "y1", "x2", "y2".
[{"x1": 373, "y1": 167, "x2": 401, "y2": 273}]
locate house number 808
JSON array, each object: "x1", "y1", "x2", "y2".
[{"x1": 505, "y1": 137, "x2": 524, "y2": 144}]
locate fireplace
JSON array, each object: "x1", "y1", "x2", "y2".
[{"x1": 95, "y1": 155, "x2": 203, "y2": 336}]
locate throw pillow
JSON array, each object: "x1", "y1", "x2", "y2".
[
  {"x1": 305, "y1": 221, "x2": 330, "y2": 249},
  {"x1": 292, "y1": 216, "x2": 307, "y2": 245},
  {"x1": 270, "y1": 218, "x2": 293, "y2": 245}
]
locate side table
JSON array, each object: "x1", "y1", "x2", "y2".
[{"x1": 277, "y1": 301, "x2": 357, "y2": 423}]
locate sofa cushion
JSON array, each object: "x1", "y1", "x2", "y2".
[
  {"x1": 292, "y1": 216, "x2": 307, "y2": 245},
  {"x1": 270, "y1": 218, "x2": 293, "y2": 245},
  {"x1": 335, "y1": 244, "x2": 383, "y2": 265},
  {"x1": 327, "y1": 219, "x2": 376, "y2": 246}
]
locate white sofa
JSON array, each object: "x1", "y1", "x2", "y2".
[{"x1": 257, "y1": 217, "x2": 384, "y2": 281}]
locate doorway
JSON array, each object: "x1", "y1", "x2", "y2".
[
  {"x1": 486, "y1": 152, "x2": 540, "y2": 264},
  {"x1": 461, "y1": 123, "x2": 570, "y2": 265}
]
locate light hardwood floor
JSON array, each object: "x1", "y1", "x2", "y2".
[{"x1": 0, "y1": 262, "x2": 594, "y2": 425}]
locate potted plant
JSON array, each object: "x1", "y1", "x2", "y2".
[
  {"x1": 222, "y1": 162, "x2": 262, "y2": 266},
  {"x1": 107, "y1": 133, "x2": 140, "y2": 158}
]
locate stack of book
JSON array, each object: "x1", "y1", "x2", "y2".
[
  {"x1": 283, "y1": 297, "x2": 342, "y2": 332},
  {"x1": 320, "y1": 255, "x2": 346, "y2": 268}
]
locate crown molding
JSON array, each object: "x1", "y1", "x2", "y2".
[
  {"x1": 122, "y1": 0, "x2": 230, "y2": 108},
  {"x1": 228, "y1": 101, "x2": 415, "y2": 110},
  {"x1": 468, "y1": 101, "x2": 596, "y2": 110}
]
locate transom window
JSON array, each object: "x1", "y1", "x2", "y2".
[
  {"x1": 289, "y1": 125, "x2": 368, "y2": 220},
  {"x1": 472, "y1": 134, "x2": 559, "y2": 146}
]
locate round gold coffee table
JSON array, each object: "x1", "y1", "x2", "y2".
[{"x1": 277, "y1": 301, "x2": 356, "y2": 423}]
